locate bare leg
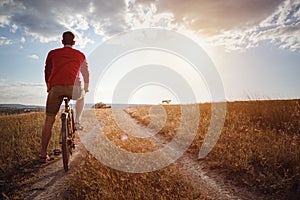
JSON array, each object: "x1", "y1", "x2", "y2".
[
  {"x1": 40, "y1": 115, "x2": 56, "y2": 157},
  {"x1": 75, "y1": 97, "x2": 85, "y2": 124}
]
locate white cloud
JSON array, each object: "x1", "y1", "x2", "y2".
[
  {"x1": 20, "y1": 36, "x2": 25, "y2": 43},
  {"x1": 136, "y1": 0, "x2": 283, "y2": 33},
  {"x1": 0, "y1": 0, "x2": 299, "y2": 52},
  {"x1": 125, "y1": 1, "x2": 175, "y2": 29},
  {"x1": 59, "y1": 14, "x2": 90, "y2": 31},
  {"x1": 0, "y1": 36, "x2": 12, "y2": 45},
  {"x1": 0, "y1": 0, "x2": 127, "y2": 46},
  {"x1": 132, "y1": 0, "x2": 300, "y2": 52},
  {"x1": 28, "y1": 54, "x2": 39, "y2": 60},
  {"x1": 0, "y1": 80, "x2": 46, "y2": 105},
  {"x1": 170, "y1": 0, "x2": 300, "y2": 52},
  {"x1": 0, "y1": 16, "x2": 10, "y2": 27},
  {"x1": 10, "y1": 23, "x2": 17, "y2": 33}
]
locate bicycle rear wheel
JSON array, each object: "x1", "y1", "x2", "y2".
[{"x1": 61, "y1": 116, "x2": 70, "y2": 172}]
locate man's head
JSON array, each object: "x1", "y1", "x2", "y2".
[{"x1": 62, "y1": 31, "x2": 75, "y2": 46}]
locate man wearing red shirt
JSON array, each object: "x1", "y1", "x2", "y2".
[{"x1": 40, "y1": 31, "x2": 89, "y2": 162}]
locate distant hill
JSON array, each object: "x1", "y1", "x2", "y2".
[
  {"x1": 0, "y1": 104, "x2": 45, "y2": 115},
  {"x1": 0, "y1": 104, "x2": 45, "y2": 109},
  {"x1": 0, "y1": 103, "x2": 151, "y2": 114}
]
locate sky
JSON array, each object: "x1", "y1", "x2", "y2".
[{"x1": 0, "y1": 0, "x2": 300, "y2": 105}]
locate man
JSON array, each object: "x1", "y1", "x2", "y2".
[{"x1": 40, "y1": 31, "x2": 89, "y2": 163}]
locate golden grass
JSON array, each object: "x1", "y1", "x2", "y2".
[
  {"x1": 126, "y1": 100, "x2": 300, "y2": 197},
  {"x1": 1, "y1": 100, "x2": 299, "y2": 199},
  {"x1": 69, "y1": 151, "x2": 208, "y2": 199},
  {"x1": 97, "y1": 109, "x2": 161, "y2": 153},
  {"x1": 0, "y1": 112, "x2": 61, "y2": 195},
  {"x1": 69, "y1": 109, "x2": 208, "y2": 200}
]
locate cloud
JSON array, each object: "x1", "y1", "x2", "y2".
[
  {"x1": 0, "y1": 0, "x2": 127, "y2": 46},
  {"x1": 0, "y1": 36, "x2": 12, "y2": 45},
  {"x1": 10, "y1": 23, "x2": 17, "y2": 33},
  {"x1": 205, "y1": 0, "x2": 300, "y2": 51},
  {"x1": 0, "y1": 80, "x2": 46, "y2": 105},
  {"x1": 135, "y1": 0, "x2": 283, "y2": 33},
  {"x1": 0, "y1": 16, "x2": 10, "y2": 27},
  {"x1": 28, "y1": 54, "x2": 39, "y2": 60},
  {"x1": 0, "y1": 0, "x2": 299, "y2": 51},
  {"x1": 133, "y1": 0, "x2": 300, "y2": 52},
  {"x1": 20, "y1": 36, "x2": 25, "y2": 43},
  {"x1": 125, "y1": 0, "x2": 175, "y2": 29}
]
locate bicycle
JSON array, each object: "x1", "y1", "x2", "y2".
[{"x1": 61, "y1": 97, "x2": 76, "y2": 172}]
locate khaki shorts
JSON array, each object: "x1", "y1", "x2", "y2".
[{"x1": 46, "y1": 85, "x2": 84, "y2": 116}]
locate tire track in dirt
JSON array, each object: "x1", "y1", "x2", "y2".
[
  {"x1": 15, "y1": 139, "x2": 86, "y2": 200},
  {"x1": 120, "y1": 109, "x2": 261, "y2": 200}
]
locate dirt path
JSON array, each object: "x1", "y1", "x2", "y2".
[
  {"x1": 14, "y1": 140, "x2": 86, "y2": 200},
  {"x1": 177, "y1": 155, "x2": 261, "y2": 200},
  {"x1": 118, "y1": 109, "x2": 262, "y2": 200}
]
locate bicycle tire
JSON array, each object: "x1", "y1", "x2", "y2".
[{"x1": 61, "y1": 115, "x2": 70, "y2": 172}]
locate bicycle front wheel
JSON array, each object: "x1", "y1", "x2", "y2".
[{"x1": 61, "y1": 116, "x2": 70, "y2": 172}]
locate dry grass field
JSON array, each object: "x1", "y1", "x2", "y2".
[
  {"x1": 0, "y1": 112, "x2": 61, "y2": 196},
  {"x1": 125, "y1": 100, "x2": 300, "y2": 197},
  {"x1": 0, "y1": 100, "x2": 299, "y2": 199},
  {"x1": 70, "y1": 108, "x2": 209, "y2": 199}
]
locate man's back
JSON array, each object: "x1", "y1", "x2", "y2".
[{"x1": 45, "y1": 47, "x2": 87, "y2": 88}]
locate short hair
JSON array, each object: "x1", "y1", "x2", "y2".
[{"x1": 62, "y1": 31, "x2": 75, "y2": 45}]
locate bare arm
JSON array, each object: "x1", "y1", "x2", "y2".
[
  {"x1": 44, "y1": 52, "x2": 52, "y2": 92},
  {"x1": 81, "y1": 59, "x2": 89, "y2": 92}
]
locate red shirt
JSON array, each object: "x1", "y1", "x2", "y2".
[{"x1": 44, "y1": 47, "x2": 89, "y2": 88}]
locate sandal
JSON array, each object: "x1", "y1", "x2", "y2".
[
  {"x1": 75, "y1": 122, "x2": 84, "y2": 131},
  {"x1": 39, "y1": 155, "x2": 52, "y2": 164}
]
